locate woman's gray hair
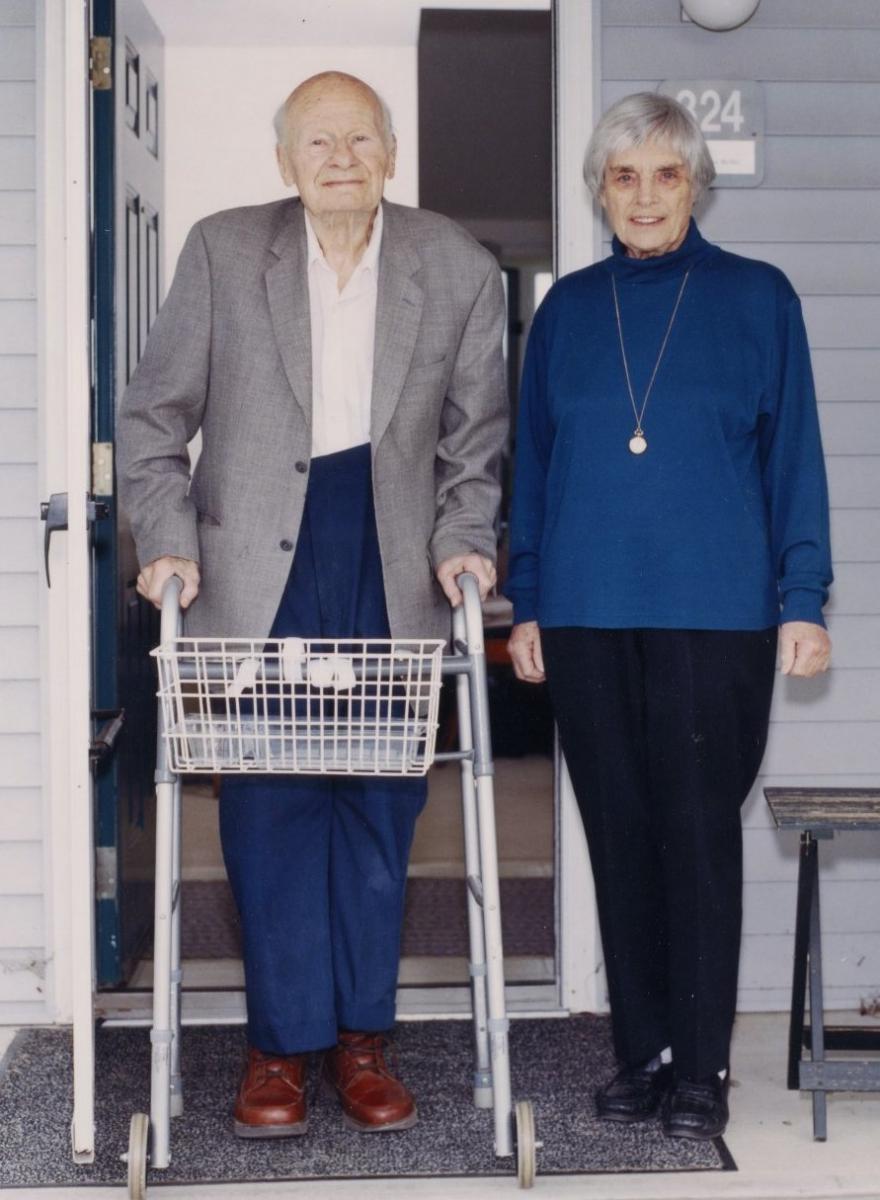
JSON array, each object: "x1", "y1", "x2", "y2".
[
  {"x1": 584, "y1": 92, "x2": 716, "y2": 201},
  {"x1": 273, "y1": 75, "x2": 395, "y2": 150}
]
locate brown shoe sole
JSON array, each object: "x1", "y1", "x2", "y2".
[
  {"x1": 234, "y1": 1117, "x2": 308, "y2": 1139},
  {"x1": 322, "y1": 1078, "x2": 418, "y2": 1133}
]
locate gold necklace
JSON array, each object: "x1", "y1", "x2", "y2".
[{"x1": 611, "y1": 268, "x2": 691, "y2": 455}]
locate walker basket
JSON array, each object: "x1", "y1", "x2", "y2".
[{"x1": 151, "y1": 636, "x2": 445, "y2": 776}]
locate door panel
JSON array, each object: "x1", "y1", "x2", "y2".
[{"x1": 92, "y1": 0, "x2": 164, "y2": 986}]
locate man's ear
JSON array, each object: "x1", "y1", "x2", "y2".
[
  {"x1": 276, "y1": 143, "x2": 294, "y2": 187},
  {"x1": 386, "y1": 135, "x2": 397, "y2": 181}
]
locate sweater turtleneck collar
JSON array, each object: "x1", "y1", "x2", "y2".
[{"x1": 607, "y1": 218, "x2": 717, "y2": 281}]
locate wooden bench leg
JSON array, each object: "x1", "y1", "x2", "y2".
[
  {"x1": 808, "y1": 840, "x2": 828, "y2": 1141},
  {"x1": 788, "y1": 834, "x2": 815, "y2": 1090}
]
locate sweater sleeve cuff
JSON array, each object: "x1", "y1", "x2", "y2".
[
  {"x1": 505, "y1": 593, "x2": 538, "y2": 626},
  {"x1": 780, "y1": 587, "x2": 827, "y2": 628}
]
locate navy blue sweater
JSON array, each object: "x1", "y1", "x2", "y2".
[{"x1": 504, "y1": 221, "x2": 832, "y2": 631}]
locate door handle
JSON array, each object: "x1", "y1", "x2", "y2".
[
  {"x1": 90, "y1": 708, "x2": 126, "y2": 768},
  {"x1": 39, "y1": 492, "x2": 110, "y2": 587}
]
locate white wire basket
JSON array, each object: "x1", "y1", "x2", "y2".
[{"x1": 152, "y1": 636, "x2": 445, "y2": 776}]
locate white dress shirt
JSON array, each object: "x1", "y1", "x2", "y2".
[{"x1": 305, "y1": 205, "x2": 383, "y2": 459}]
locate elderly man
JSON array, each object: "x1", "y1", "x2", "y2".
[{"x1": 117, "y1": 71, "x2": 507, "y2": 1138}]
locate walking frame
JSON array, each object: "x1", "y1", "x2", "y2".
[{"x1": 123, "y1": 571, "x2": 538, "y2": 1196}]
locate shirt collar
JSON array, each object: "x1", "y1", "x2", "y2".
[{"x1": 305, "y1": 203, "x2": 384, "y2": 280}]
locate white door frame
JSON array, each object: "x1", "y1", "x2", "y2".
[
  {"x1": 37, "y1": 0, "x2": 96, "y2": 1163},
  {"x1": 553, "y1": 0, "x2": 606, "y2": 1015}
]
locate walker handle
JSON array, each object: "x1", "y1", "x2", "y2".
[
  {"x1": 159, "y1": 574, "x2": 184, "y2": 644},
  {"x1": 455, "y1": 571, "x2": 485, "y2": 655}
]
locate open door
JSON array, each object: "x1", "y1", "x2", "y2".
[{"x1": 92, "y1": 0, "x2": 165, "y2": 988}]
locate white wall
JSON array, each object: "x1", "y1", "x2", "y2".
[
  {"x1": 0, "y1": 0, "x2": 49, "y2": 1022},
  {"x1": 163, "y1": 46, "x2": 419, "y2": 280}
]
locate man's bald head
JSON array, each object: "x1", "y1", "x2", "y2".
[{"x1": 274, "y1": 72, "x2": 395, "y2": 152}]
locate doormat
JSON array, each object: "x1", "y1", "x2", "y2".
[
  {"x1": 0, "y1": 1017, "x2": 733, "y2": 1187},
  {"x1": 175, "y1": 876, "x2": 555, "y2": 960}
]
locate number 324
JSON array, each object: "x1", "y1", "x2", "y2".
[{"x1": 677, "y1": 88, "x2": 744, "y2": 133}]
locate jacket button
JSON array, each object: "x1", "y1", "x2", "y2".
[
  {"x1": 280, "y1": 539, "x2": 293, "y2": 552},
  {"x1": 295, "y1": 460, "x2": 308, "y2": 474}
]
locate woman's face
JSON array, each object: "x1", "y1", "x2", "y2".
[{"x1": 600, "y1": 137, "x2": 695, "y2": 259}]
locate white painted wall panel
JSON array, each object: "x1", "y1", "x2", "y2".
[
  {"x1": 0, "y1": 679, "x2": 39, "y2": 729},
  {"x1": 0, "y1": 245, "x2": 34, "y2": 297},
  {"x1": 0, "y1": 355, "x2": 35, "y2": 405},
  {"x1": 0, "y1": 463, "x2": 37, "y2": 513},
  {"x1": 0, "y1": 841, "x2": 42, "y2": 892},
  {"x1": 0, "y1": 82, "x2": 34, "y2": 134},
  {"x1": 0, "y1": 789, "x2": 41, "y2": 840},
  {"x1": 0, "y1": 0, "x2": 43, "y2": 1022},
  {"x1": 0, "y1": 896, "x2": 42, "y2": 946},
  {"x1": 762, "y1": 722, "x2": 880, "y2": 777},
  {"x1": 0, "y1": 628, "x2": 37, "y2": 678},
  {"x1": 0, "y1": 139, "x2": 34, "y2": 190},
  {"x1": 743, "y1": 829, "x2": 880, "y2": 885},
  {"x1": 0, "y1": 409, "x2": 36, "y2": 459},
  {"x1": 0, "y1": 518, "x2": 39, "y2": 570},
  {"x1": 0, "y1": 299, "x2": 35, "y2": 352},
  {"x1": 739, "y1": 934, "x2": 880, "y2": 993},
  {"x1": 0, "y1": 27, "x2": 33, "y2": 78},
  {"x1": 745, "y1": 880, "x2": 880, "y2": 937},
  {"x1": 0, "y1": 950, "x2": 46, "y2": 1004},
  {"x1": 0, "y1": 732, "x2": 40, "y2": 787}
]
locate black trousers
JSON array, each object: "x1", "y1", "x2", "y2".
[{"x1": 542, "y1": 626, "x2": 777, "y2": 1079}]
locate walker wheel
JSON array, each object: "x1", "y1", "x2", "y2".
[
  {"x1": 514, "y1": 1099, "x2": 537, "y2": 1189},
  {"x1": 127, "y1": 1112, "x2": 150, "y2": 1199}
]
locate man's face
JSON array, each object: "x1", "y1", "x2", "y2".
[
  {"x1": 600, "y1": 137, "x2": 695, "y2": 259},
  {"x1": 277, "y1": 81, "x2": 396, "y2": 219}
]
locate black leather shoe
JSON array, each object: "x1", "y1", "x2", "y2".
[
  {"x1": 661, "y1": 1072, "x2": 730, "y2": 1140},
  {"x1": 595, "y1": 1058, "x2": 674, "y2": 1123}
]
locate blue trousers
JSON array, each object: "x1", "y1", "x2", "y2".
[{"x1": 219, "y1": 445, "x2": 427, "y2": 1054}]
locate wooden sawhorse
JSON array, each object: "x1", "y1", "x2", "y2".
[{"x1": 764, "y1": 787, "x2": 880, "y2": 1140}]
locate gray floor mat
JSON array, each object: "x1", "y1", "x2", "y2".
[{"x1": 0, "y1": 1017, "x2": 733, "y2": 1186}]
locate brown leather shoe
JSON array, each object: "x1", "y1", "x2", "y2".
[
  {"x1": 233, "y1": 1047, "x2": 308, "y2": 1138},
  {"x1": 322, "y1": 1031, "x2": 417, "y2": 1132}
]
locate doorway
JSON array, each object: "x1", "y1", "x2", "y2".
[{"x1": 93, "y1": 0, "x2": 562, "y2": 1019}]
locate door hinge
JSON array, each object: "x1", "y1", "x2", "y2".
[
  {"x1": 95, "y1": 846, "x2": 118, "y2": 901},
  {"x1": 92, "y1": 443, "x2": 114, "y2": 495},
  {"x1": 89, "y1": 36, "x2": 112, "y2": 90}
]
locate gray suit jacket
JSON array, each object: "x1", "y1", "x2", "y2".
[{"x1": 117, "y1": 198, "x2": 508, "y2": 640}]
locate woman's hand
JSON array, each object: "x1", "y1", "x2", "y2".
[
  {"x1": 507, "y1": 620, "x2": 546, "y2": 683},
  {"x1": 779, "y1": 621, "x2": 831, "y2": 677}
]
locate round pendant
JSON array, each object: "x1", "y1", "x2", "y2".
[{"x1": 629, "y1": 434, "x2": 648, "y2": 455}]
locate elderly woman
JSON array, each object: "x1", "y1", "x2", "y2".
[{"x1": 505, "y1": 93, "x2": 832, "y2": 1140}]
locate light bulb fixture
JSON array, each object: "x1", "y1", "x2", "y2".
[{"x1": 681, "y1": 0, "x2": 761, "y2": 31}]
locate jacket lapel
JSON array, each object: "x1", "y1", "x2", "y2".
[
  {"x1": 265, "y1": 200, "x2": 312, "y2": 428},
  {"x1": 371, "y1": 203, "x2": 424, "y2": 450}
]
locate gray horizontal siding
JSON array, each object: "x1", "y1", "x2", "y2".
[
  {"x1": 0, "y1": 82, "x2": 34, "y2": 133},
  {"x1": 0, "y1": 0, "x2": 37, "y2": 20},
  {"x1": 0, "y1": 788, "x2": 41, "y2": 840},
  {"x1": 722, "y1": 244, "x2": 880, "y2": 296},
  {"x1": 604, "y1": 28, "x2": 880, "y2": 82},
  {"x1": 0, "y1": 26, "x2": 33, "y2": 79},
  {"x1": 698, "y1": 191, "x2": 878, "y2": 243},
  {"x1": 603, "y1": 80, "x2": 880, "y2": 136},
  {"x1": 604, "y1": 0, "x2": 880, "y2": 29},
  {"x1": 812, "y1": 351, "x2": 880, "y2": 404},
  {"x1": 0, "y1": 462, "x2": 37, "y2": 513},
  {"x1": 601, "y1": 0, "x2": 880, "y2": 1012},
  {"x1": 0, "y1": 574, "x2": 39, "y2": 623}
]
